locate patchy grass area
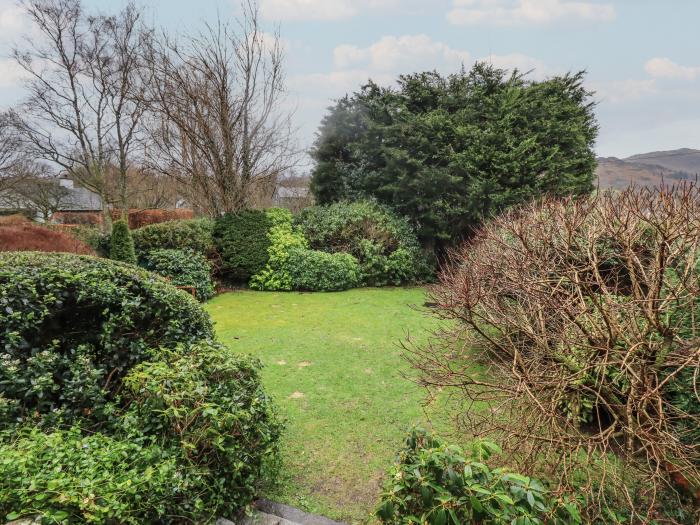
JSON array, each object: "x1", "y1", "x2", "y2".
[{"x1": 206, "y1": 288, "x2": 448, "y2": 523}]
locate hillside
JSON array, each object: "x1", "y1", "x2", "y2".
[{"x1": 596, "y1": 148, "x2": 700, "y2": 189}]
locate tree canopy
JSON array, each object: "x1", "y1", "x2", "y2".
[{"x1": 310, "y1": 63, "x2": 598, "y2": 251}]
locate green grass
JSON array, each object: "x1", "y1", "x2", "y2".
[{"x1": 206, "y1": 287, "x2": 449, "y2": 523}]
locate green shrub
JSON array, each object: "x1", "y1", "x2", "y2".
[
  {"x1": 0, "y1": 427, "x2": 180, "y2": 524},
  {"x1": 122, "y1": 341, "x2": 282, "y2": 519},
  {"x1": 286, "y1": 248, "x2": 360, "y2": 291},
  {"x1": 132, "y1": 218, "x2": 214, "y2": 257},
  {"x1": 250, "y1": 212, "x2": 308, "y2": 291},
  {"x1": 0, "y1": 252, "x2": 213, "y2": 429},
  {"x1": 214, "y1": 210, "x2": 275, "y2": 282},
  {"x1": 142, "y1": 248, "x2": 215, "y2": 301},
  {"x1": 69, "y1": 225, "x2": 111, "y2": 256},
  {"x1": 378, "y1": 429, "x2": 581, "y2": 525},
  {"x1": 109, "y1": 219, "x2": 136, "y2": 264},
  {"x1": 296, "y1": 201, "x2": 424, "y2": 286},
  {"x1": 0, "y1": 253, "x2": 281, "y2": 523}
]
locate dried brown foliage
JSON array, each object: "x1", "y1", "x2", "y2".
[
  {"x1": 0, "y1": 216, "x2": 95, "y2": 255},
  {"x1": 409, "y1": 186, "x2": 700, "y2": 522}
]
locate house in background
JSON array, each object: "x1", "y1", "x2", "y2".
[{"x1": 50, "y1": 175, "x2": 104, "y2": 224}]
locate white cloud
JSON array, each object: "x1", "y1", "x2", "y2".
[
  {"x1": 0, "y1": 59, "x2": 28, "y2": 89},
  {"x1": 334, "y1": 34, "x2": 470, "y2": 72},
  {"x1": 644, "y1": 57, "x2": 700, "y2": 80},
  {"x1": 447, "y1": 0, "x2": 615, "y2": 26},
  {"x1": 259, "y1": 0, "x2": 398, "y2": 21},
  {"x1": 0, "y1": 0, "x2": 27, "y2": 45}
]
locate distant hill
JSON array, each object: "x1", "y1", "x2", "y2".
[{"x1": 596, "y1": 148, "x2": 700, "y2": 189}]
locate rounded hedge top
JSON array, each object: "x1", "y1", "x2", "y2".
[{"x1": 0, "y1": 252, "x2": 213, "y2": 427}]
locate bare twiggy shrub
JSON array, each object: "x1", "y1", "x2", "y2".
[{"x1": 408, "y1": 186, "x2": 700, "y2": 523}]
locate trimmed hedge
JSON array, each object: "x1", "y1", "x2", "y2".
[
  {"x1": 286, "y1": 248, "x2": 360, "y2": 291},
  {"x1": 295, "y1": 201, "x2": 425, "y2": 286},
  {"x1": 142, "y1": 248, "x2": 215, "y2": 301},
  {"x1": 132, "y1": 218, "x2": 215, "y2": 257},
  {"x1": 0, "y1": 253, "x2": 280, "y2": 523},
  {"x1": 0, "y1": 252, "x2": 213, "y2": 429},
  {"x1": 109, "y1": 219, "x2": 136, "y2": 264},
  {"x1": 214, "y1": 210, "x2": 275, "y2": 282}
]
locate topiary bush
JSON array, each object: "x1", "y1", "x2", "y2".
[
  {"x1": 213, "y1": 210, "x2": 275, "y2": 282},
  {"x1": 0, "y1": 252, "x2": 213, "y2": 429},
  {"x1": 132, "y1": 218, "x2": 215, "y2": 257},
  {"x1": 295, "y1": 200, "x2": 425, "y2": 286},
  {"x1": 142, "y1": 248, "x2": 215, "y2": 301},
  {"x1": 377, "y1": 429, "x2": 581, "y2": 525},
  {"x1": 0, "y1": 253, "x2": 281, "y2": 523},
  {"x1": 109, "y1": 219, "x2": 137, "y2": 264},
  {"x1": 286, "y1": 248, "x2": 360, "y2": 291}
]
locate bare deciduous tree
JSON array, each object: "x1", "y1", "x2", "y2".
[
  {"x1": 409, "y1": 186, "x2": 700, "y2": 522},
  {"x1": 0, "y1": 111, "x2": 25, "y2": 193},
  {"x1": 12, "y1": 0, "x2": 149, "y2": 231},
  {"x1": 144, "y1": 0, "x2": 298, "y2": 216}
]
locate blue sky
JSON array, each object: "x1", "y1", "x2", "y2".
[{"x1": 1, "y1": 0, "x2": 699, "y2": 160}]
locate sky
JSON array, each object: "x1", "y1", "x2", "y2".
[{"x1": 1, "y1": 0, "x2": 699, "y2": 163}]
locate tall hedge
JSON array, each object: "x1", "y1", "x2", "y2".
[
  {"x1": 109, "y1": 219, "x2": 136, "y2": 264},
  {"x1": 213, "y1": 210, "x2": 274, "y2": 282}
]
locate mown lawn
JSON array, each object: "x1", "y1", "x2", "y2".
[{"x1": 206, "y1": 288, "x2": 449, "y2": 523}]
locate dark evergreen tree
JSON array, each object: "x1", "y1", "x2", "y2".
[
  {"x1": 310, "y1": 63, "x2": 598, "y2": 252},
  {"x1": 110, "y1": 219, "x2": 137, "y2": 265}
]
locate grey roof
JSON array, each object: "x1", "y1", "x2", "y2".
[{"x1": 61, "y1": 185, "x2": 102, "y2": 211}]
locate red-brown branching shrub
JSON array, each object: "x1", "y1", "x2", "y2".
[
  {"x1": 0, "y1": 216, "x2": 95, "y2": 255},
  {"x1": 409, "y1": 186, "x2": 700, "y2": 523}
]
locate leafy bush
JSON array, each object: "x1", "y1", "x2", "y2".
[
  {"x1": 286, "y1": 248, "x2": 360, "y2": 291},
  {"x1": 250, "y1": 212, "x2": 308, "y2": 291},
  {"x1": 132, "y1": 218, "x2": 215, "y2": 257},
  {"x1": 122, "y1": 341, "x2": 282, "y2": 519},
  {"x1": 0, "y1": 253, "x2": 280, "y2": 523},
  {"x1": 68, "y1": 224, "x2": 111, "y2": 256},
  {"x1": 296, "y1": 201, "x2": 424, "y2": 286},
  {"x1": 378, "y1": 429, "x2": 580, "y2": 525},
  {"x1": 142, "y1": 248, "x2": 215, "y2": 301},
  {"x1": 214, "y1": 210, "x2": 275, "y2": 282},
  {"x1": 0, "y1": 252, "x2": 212, "y2": 429},
  {"x1": 412, "y1": 186, "x2": 700, "y2": 520},
  {"x1": 109, "y1": 219, "x2": 137, "y2": 264},
  {"x1": 0, "y1": 427, "x2": 180, "y2": 524}
]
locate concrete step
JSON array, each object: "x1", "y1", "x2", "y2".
[{"x1": 218, "y1": 499, "x2": 347, "y2": 525}]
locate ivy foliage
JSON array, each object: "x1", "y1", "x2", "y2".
[
  {"x1": 311, "y1": 63, "x2": 598, "y2": 252},
  {"x1": 378, "y1": 429, "x2": 581, "y2": 525},
  {"x1": 109, "y1": 219, "x2": 137, "y2": 264},
  {"x1": 142, "y1": 248, "x2": 215, "y2": 301}
]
